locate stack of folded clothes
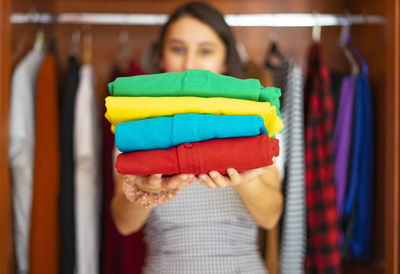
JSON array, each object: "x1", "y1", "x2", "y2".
[{"x1": 105, "y1": 69, "x2": 284, "y2": 176}]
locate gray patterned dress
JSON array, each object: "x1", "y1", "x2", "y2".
[{"x1": 141, "y1": 180, "x2": 268, "y2": 274}]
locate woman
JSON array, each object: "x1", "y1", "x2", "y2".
[{"x1": 111, "y1": 2, "x2": 283, "y2": 273}]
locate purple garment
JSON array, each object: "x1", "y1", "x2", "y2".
[{"x1": 333, "y1": 76, "x2": 356, "y2": 219}]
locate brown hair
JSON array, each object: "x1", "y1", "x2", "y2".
[{"x1": 145, "y1": 1, "x2": 244, "y2": 78}]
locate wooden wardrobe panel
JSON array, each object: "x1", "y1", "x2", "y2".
[
  {"x1": 12, "y1": 0, "x2": 54, "y2": 12},
  {"x1": 344, "y1": 0, "x2": 387, "y2": 15},
  {"x1": 50, "y1": 0, "x2": 345, "y2": 14},
  {"x1": 0, "y1": 0, "x2": 12, "y2": 272},
  {"x1": 382, "y1": 0, "x2": 400, "y2": 273}
]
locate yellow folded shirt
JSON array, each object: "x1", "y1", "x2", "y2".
[{"x1": 105, "y1": 96, "x2": 284, "y2": 136}]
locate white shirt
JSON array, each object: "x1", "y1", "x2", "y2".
[
  {"x1": 73, "y1": 64, "x2": 101, "y2": 274},
  {"x1": 274, "y1": 133, "x2": 285, "y2": 182},
  {"x1": 9, "y1": 42, "x2": 44, "y2": 274}
]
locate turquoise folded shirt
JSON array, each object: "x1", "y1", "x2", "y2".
[
  {"x1": 115, "y1": 113, "x2": 268, "y2": 152},
  {"x1": 108, "y1": 69, "x2": 281, "y2": 117}
]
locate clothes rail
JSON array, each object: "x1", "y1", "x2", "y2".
[{"x1": 10, "y1": 12, "x2": 386, "y2": 27}]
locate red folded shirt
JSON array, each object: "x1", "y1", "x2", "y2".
[{"x1": 116, "y1": 134, "x2": 279, "y2": 175}]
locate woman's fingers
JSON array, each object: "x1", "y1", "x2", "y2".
[
  {"x1": 198, "y1": 169, "x2": 248, "y2": 188},
  {"x1": 240, "y1": 167, "x2": 266, "y2": 183},
  {"x1": 198, "y1": 173, "x2": 219, "y2": 188},
  {"x1": 162, "y1": 174, "x2": 195, "y2": 190},
  {"x1": 147, "y1": 173, "x2": 163, "y2": 186},
  {"x1": 129, "y1": 167, "x2": 266, "y2": 193},
  {"x1": 138, "y1": 174, "x2": 163, "y2": 193},
  {"x1": 177, "y1": 175, "x2": 197, "y2": 190},
  {"x1": 225, "y1": 168, "x2": 242, "y2": 185},
  {"x1": 124, "y1": 173, "x2": 198, "y2": 194},
  {"x1": 209, "y1": 170, "x2": 232, "y2": 187}
]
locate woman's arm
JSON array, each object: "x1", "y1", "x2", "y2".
[
  {"x1": 232, "y1": 165, "x2": 282, "y2": 230},
  {"x1": 111, "y1": 172, "x2": 153, "y2": 236},
  {"x1": 198, "y1": 165, "x2": 283, "y2": 230}
]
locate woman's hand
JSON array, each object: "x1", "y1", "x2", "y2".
[
  {"x1": 119, "y1": 174, "x2": 196, "y2": 193},
  {"x1": 119, "y1": 173, "x2": 196, "y2": 208},
  {"x1": 197, "y1": 167, "x2": 266, "y2": 189},
  {"x1": 122, "y1": 173, "x2": 196, "y2": 193}
]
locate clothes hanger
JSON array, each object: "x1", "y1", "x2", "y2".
[
  {"x1": 32, "y1": 14, "x2": 45, "y2": 53},
  {"x1": 339, "y1": 17, "x2": 360, "y2": 77},
  {"x1": 119, "y1": 15, "x2": 132, "y2": 60},
  {"x1": 48, "y1": 36, "x2": 56, "y2": 54},
  {"x1": 119, "y1": 29, "x2": 132, "y2": 60},
  {"x1": 236, "y1": 42, "x2": 249, "y2": 64},
  {"x1": 346, "y1": 12, "x2": 369, "y2": 76},
  {"x1": 83, "y1": 26, "x2": 92, "y2": 65},
  {"x1": 28, "y1": 5, "x2": 45, "y2": 52},
  {"x1": 33, "y1": 27, "x2": 45, "y2": 52},
  {"x1": 47, "y1": 15, "x2": 57, "y2": 54},
  {"x1": 115, "y1": 29, "x2": 133, "y2": 72},
  {"x1": 312, "y1": 12, "x2": 321, "y2": 43},
  {"x1": 69, "y1": 27, "x2": 81, "y2": 57},
  {"x1": 265, "y1": 29, "x2": 285, "y2": 67}
]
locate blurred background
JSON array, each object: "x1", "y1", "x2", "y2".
[{"x1": 0, "y1": 0, "x2": 399, "y2": 274}]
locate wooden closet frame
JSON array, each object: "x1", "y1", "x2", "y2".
[
  {"x1": 0, "y1": 0, "x2": 13, "y2": 273},
  {"x1": 384, "y1": 1, "x2": 400, "y2": 274},
  {"x1": 0, "y1": 1, "x2": 399, "y2": 273}
]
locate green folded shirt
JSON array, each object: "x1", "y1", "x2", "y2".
[{"x1": 108, "y1": 69, "x2": 281, "y2": 117}]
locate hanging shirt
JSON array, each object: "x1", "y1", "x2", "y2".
[
  {"x1": 245, "y1": 60, "x2": 281, "y2": 274},
  {"x1": 102, "y1": 61, "x2": 147, "y2": 274},
  {"x1": 333, "y1": 76, "x2": 356, "y2": 221},
  {"x1": 105, "y1": 96, "x2": 283, "y2": 136},
  {"x1": 74, "y1": 64, "x2": 101, "y2": 274},
  {"x1": 116, "y1": 135, "x2": 279, "y2": 176},
  {"x1": 303, "y1": 43, "x2": 341, "y2": 274},
  {"x1": 330, "y1": 72, "x2": 347, "y2": 121},
  {"x1": 108, "y1": 69, "x2": 281, "y2": 115},
  {"x1": 59, "y1": 55, "x2": 80, "y2": 274},
  {"x1": 267, "y1": 56, "x2": 307, "y2": 274},
  {"x1": 115, "y1": 114, "x2": 267, "y2": 152},
  {"x1": 246, "y1": 59, "x2": 281, "y2": 274},
  {"x1": 342, "y1": 75, "x2": 373, "y2": 261},
  {"x1": 29, "y1": 50, "x2": 60, "y2": 274},
  {"x1": 8, "y1": 43, "x2": 44, "y2": 274}
]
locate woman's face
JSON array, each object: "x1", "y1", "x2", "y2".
[{"x1": 160, "y1": 16, "x2": 227, "y2": 74}]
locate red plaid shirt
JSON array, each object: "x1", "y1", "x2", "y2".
[{"x1": 304, "y1": 43, "x2": 341, "y2": 274}]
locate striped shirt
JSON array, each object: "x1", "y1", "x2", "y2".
[{"x1": 267, "y1": 57, "x2": 306, "y2": 274}]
